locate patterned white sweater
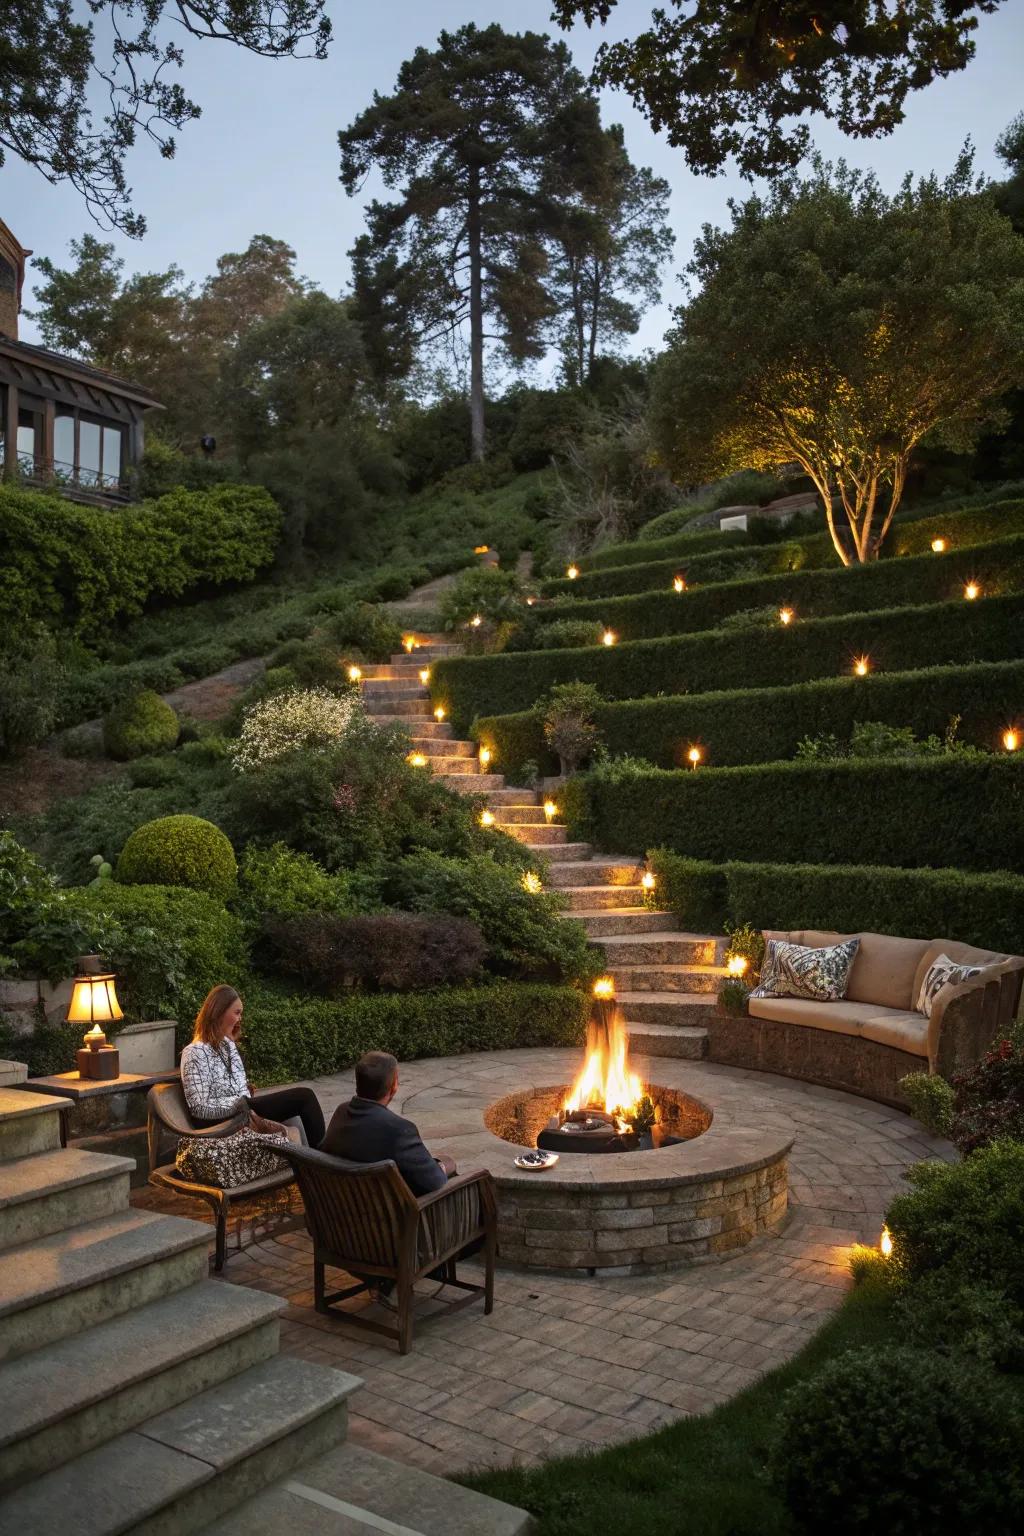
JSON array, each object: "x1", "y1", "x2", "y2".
[{"x1": 180, "y1": 1039, "x2": 251, "y2": 1121}]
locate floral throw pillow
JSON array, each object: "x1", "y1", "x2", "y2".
[
  {"x1": 751, "y1": 937, "x2": 861, "y2": 1003},
  {"x1": 915, "y1": 954, "x2": 982, "y2": 1018}
]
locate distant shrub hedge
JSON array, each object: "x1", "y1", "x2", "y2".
[
  {"x1": 644, "y1": 851, "x2": 1024, "y2": 954},
  {"x1": 578, "y1": 525, "x2": 750, "y2": 573},
  {"x1": 102, "y1": 690, "x2": 180, "y2": 760},
  {"x1": 241, "y1": 979, "x2": 589, "y2": 1084},
  {"x1": 475, "y1": 658, "x2": 1024, "y2": 778},
  {"x1": 542, "y1": 534, "x2": 831, "y2": 600},
  {"x1": 532, "y1": 532, "x2": 1024, "y2": 641},
  {"x1": 0, "y1": 481, "x2": 282, "y2": 638},
  {"x1": 567, "y1": 756, "x2": 1024, "y2": 874},
  {"x1": 434, "y1": 591, "x2": 1024, "y2": 729}
]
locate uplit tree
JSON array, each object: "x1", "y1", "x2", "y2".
[
  {"x1": 650, "y1": 153, "x2": 1024, "y2": 564},
  {"x1": 553, "y1": 1, "x2": 1007, "y2": 179}
]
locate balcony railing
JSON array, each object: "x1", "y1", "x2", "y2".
[{"x1": 14, "y1": 452, "x2": 129, "y2": 500}]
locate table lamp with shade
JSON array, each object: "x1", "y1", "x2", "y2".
[{"x1": 67, "y1": 955, "x2": 123, "y2": 1080}]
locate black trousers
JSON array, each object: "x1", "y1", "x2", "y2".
[{"x1": 201, "y1": 1086, "x2": 326, "y2": 1147}]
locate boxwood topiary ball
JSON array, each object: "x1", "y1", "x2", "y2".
[
  {"x1": 102, "y1": 690, "x2": 180, "y2": 761},
  {"x1": 116, "y1": 814, "x2": 237, "y2": 900}
]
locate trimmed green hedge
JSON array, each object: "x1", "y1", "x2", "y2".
[
  {"x1": 580, "y1": 525, "x2": 750, "y2": 573},
  {"x1": 646, "y1": 851, "x2": 1024, "y2": 954},
  {"x1": 0, "y1": 481, "x2": 282, "y2": 637},
  {"x1": 436, "y1": 591, "x2": 1024, "y2": 730},
  {"x1": 543, "y1": 535, "x2": 832, "y2": 600},
  {"x1": 241, "y1": 980, "x2": 589, "y2": 1084},
  {"x1": 568, "y1": 757, "x2": 1024, "y2": 873},
  {"x1": 530, "y1": 533, "x2": 1024, "y2": 643},
  {"x1": 476, "y1": 658, "x2": 1024, "y2": 778}
]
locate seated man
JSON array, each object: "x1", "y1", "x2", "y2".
[{"x1": 321, "y1": 1050, "x2": 455, "y2": 1196}]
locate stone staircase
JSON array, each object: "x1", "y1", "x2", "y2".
[
  {"x1": 0, "y1": 1088, "x2": 531, "y2": 1534},
  {"x1": 356, "y1": 642, "x2": 729, "y2": 1061}
]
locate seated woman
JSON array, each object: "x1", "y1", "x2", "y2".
[{"x1": 180, "y1": 984, "x2": 326, "y2": 1148}]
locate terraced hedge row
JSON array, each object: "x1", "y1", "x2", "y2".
[
  {"x1": 527, "y1": 534, "x2": 1024, "y2": 644},
  {"x1": 561, "y1": 756, "x2": 1024, "y2": 874},
  {"x1": 578, "y1": 524, "x2": 750, "y2": 572},
  {"x1": 434, "y1": 590, "x2": 1024, "y2": 728},
  {"x1": 644, "y1": 852, "x2": 1024, "y2": 956},
  {"x1": 474, "y1": 657, "x2": 1024, "y2": 778}
]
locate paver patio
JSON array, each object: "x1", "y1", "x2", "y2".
[{"x1": 141, "y1": 1048, "x2": 951, "y2": 1476}]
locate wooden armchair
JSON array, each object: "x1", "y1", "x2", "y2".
[
  {"x1": 278, "y1": 1142, "x2": 497, "y2": 1354},
  {"x1": 146, "y1": 1082, "x2": 295, "y2": 1271}
]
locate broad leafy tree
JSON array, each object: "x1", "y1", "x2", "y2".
[
  {"x1": 547, "y1": 124, "x2": 674, "y2": 388},
  {"x1": 338, "y1": 24, "x2": 602, "y2": 461},
  {"x1": 1, "y1": 1, "x2": 331, "y2": 235},
  {"x1": 650, "y1": 153, "x2": 1024, "y2": 563},
  {"x1": 553, "y1": 2, "x2": 1007, "y2": 178}
]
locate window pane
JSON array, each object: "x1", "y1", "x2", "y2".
[
  {"x1": 54, "y1": 411, "x2": 75, "y2": 473},
  {"x1": 102, "y1": 425, "x2": 122, "y2": 484},
  {"x1": 17, "y1": 407, "x2": 38, "y2": 468},
  {"x1": 79, "y1": 419, "x2": 101, "y2": 482}
]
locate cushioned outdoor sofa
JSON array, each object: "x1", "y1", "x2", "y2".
[{"x1": 713, "y1": 930, "x2": 1024, "y2": 1107}]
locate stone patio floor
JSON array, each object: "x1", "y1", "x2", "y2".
[{"x1": 137, "y1": 1048, "x2": 951, "y2": 1477}]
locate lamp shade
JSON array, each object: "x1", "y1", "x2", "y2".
[{"x1": 66, "y1": 955, "x2": 123, "y2": 1026}]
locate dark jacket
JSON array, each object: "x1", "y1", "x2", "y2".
[{"x1": 320, "y1": 1096, "x2": 447, "y2": 1197}]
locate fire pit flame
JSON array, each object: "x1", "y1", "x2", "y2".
[{"x1": 563, "y1": 996, "x2": 643, "y2": 1122}]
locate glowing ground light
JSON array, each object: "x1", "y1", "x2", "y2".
[
  {"x1": 673, "y1": 575, "x2": 686, "y2": 593},
  {"x1": 434, "y1": 706, "x2": 446, "y2": 721},
  {"x1": 543, "y1": 800, "x2": 558, "y2": 822},
  {"x1": 1004, "y1": 728, "x2": 1019, "y2": 753},
  {"x1": 402, "y1": 635, "x2": 418, "y2": 653},
  {"x1": 727, "y1": 955, "x2": 749, "y2": 977},
  {"x1": 880, "y1": 1226, "x2": 893, "y2": 1258},
  {"x1": 641, "y1": 871, "x2": 656, "y2": 891},
  {"x1": 470, "y1": 614, "x2": 483, "y2": 628},
  {"x1": 407, "y1": 752, "x2": 427, "y2": 768},
  {"x1": 479, "y1": 747, "x2": 492, "y2": 768},
  {"x1": 480, "y1": 809, "x2": 495, "y2": 827},
  {"x1": 593, "y1": 977, "x2": 615, "y2": 999},
  {"x1": 418, "y1": 668, "x2": 431, "y2": 685},
  {"x1": 779, "y1": 607, "x2": 794, "y2": 626},
  {"x1": 931, "y1": 537, "x2": 947, "y2": 553},
  {"x1": 687, "y1": 746, "x2": 702, "y2": 768},
  {"x1": 474, "y1": 545, "x2": 490, "y2": 554},
  {"x1": 522, "y1": 871, "x2": 543, "y2": 894},
  {"x1": 964, "y1": 581, "x2": 980, "y2": 601},
  {"x1": 853, "y1": 656, "x2": 870, "y2": 677},
  {"x1": 347, "y1": 665, "x2": 362, "y2": 682},
  {"x1": 602, "y1": 629, "x2": 616, "y2": 646},
  {"x1": 567, "y1": 564, "x2": 579, "y2": 580}
]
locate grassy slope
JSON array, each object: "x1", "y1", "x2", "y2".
[{"x1": 464, "y1": 1279, "x2": 894, "y2": 1536}]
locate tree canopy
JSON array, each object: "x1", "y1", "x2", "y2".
[
  {"x1": 552, "y1": 1, "x2": 1007, "y2": 178},
  {"x1": 650, "y1": 152, "x2": 1024, "y2": 563},
  {"x1": 1, "y1": 0, "x2": 331, "y2": 235}
]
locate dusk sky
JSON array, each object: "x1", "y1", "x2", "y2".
[{"x1": 8, "y1": 1, "x2": 1024, "y2": 369}]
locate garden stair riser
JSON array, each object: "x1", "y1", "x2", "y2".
[{"x1": 0, "y1": 1147, "x2": 132, "y2": 1250}]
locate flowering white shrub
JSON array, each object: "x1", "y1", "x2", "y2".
[{"x1": 232, "y1": 688, "x2": 363, "y2": 771}]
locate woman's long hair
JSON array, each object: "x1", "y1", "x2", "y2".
[{"x1": 193, "y1": 985, "x2": 241, "y2": 1048}]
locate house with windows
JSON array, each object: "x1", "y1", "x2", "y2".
[{"x1": 0, "y1": 220, "x2": 161, "y2": 502}]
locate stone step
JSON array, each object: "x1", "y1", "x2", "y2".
[
  {"x1": 364, "y1": 698, "x2": 431, "y2": 717},
  {"x1": 0, "y1": 1089, "x2": 68, "y2": 1163},
  {"x1": 609, "y1": 963, "x2": 725, "y2": 995},
  {"x1": 361, "y1": 683, "x2": 426, "y2": 700},
  {"x1": 408, "y1": 737, "x2": 475, "y2": 757},
  {"x1": 0, "y1": 1147, "x2": 134, "y2": 1251},
  {"x1": 0, "y1": 1281, "x2": 286, "y2": 1491},
  {"x1": 484, "y1": 787, "x2": 542, "y2": 806},
  {"x1": 522, "y1": 840, "x2": 591, "y2": 860},
  {"x1": 627, "y1": 1023, "x2": 710, "y2": 1061},
  {"x1": 210, "y1": 1441, "x2": 534, "y2": 1536},
  {"x1": 563, "y1": 884, "x2": 646, "y2": 910},
  {"x1": 615, "y1": 992, "x2": 718, "y2": 1027},
  {"x1": 0, "y1": 1356, "x2": 359, "y2": 1536},
  {"x1": 0, "y1": 1207, "x2": 211, "y2": 1363},
  {"x1": 600, "y1": 933, "x2": 722, "y2": 966},
  {"x1": 492, "y1": 804, "x2": 559, "y2": 825},
  {"x1": 425, "y1": 755, "x2": 485, "y2": 775},
  {"x1": 544, "y1": 858, "x2": 641, "y2": 890},
  {"x1": 576, "y1": 909, "x2": 681, "y2": 938},
  {"x1": 388, "y1": 648, "x2": 459, "y2": 664},
  {"x1": 500, "y1": 823, "x2": 566, "y2": 845},
  {"x1": 438, "y1": 773, "x2": 505, "y2": 792},
  {"x1": 370, "y1": 716, "x2": 453, "y2": 737}
]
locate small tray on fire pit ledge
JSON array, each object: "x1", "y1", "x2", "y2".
[{"x1": 514, "y1": 1150, "x2": 560, "y2": 1171}]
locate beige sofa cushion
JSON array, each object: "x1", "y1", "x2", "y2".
[
  {"x1": 748, "y1": 995, "x2": 928, "y2": 1056},
  {"x1": 845, "y1": 932, "x2": 930, "y2": 1011}
]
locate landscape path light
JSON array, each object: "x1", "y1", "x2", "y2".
[
  {"x1": 522, "y1": 871, "x2": 542, "y2": 894},
  {"x1": 407, "y1": 751, "x2": 427, "y2": 768},
  {"x1": 479, "y1": 746, "x2": 492, "y2": 769},
  {"x1": 641, "y1": 871, "x2": 656, "y2": 893},
  {"x1": 469, "y1": 614, "x2": 483, "y2": 628},
  {"x1": 880, "y1": 1226, "x2": 893, "y2": 1258},
  {"x1": 602, "y1": 629, "x2": 616, "y2": 647},
  {"x1": 964, "y1": 581, "x2": 980, "y2": 601},
  {"x1": 673, "y1": 575, "x2": 686, "y2": 593},
  {"x1": 1003, "y1": 728, "x2": 1019, "y2": 753},
  {"x1": 543, "y1": 800, "x2": 558, "y2": 823},
  {"x1": 931, "y1": 537, "x2": 947, "y2": 553},
  {"x1": 402, "y1": 635, "x2": 418, "y2": 653},
  {"x1": 593, "y1": 977, "x2": 615, "y2": 999},
  {"x1": 434, "y1": 705, "x2": 446, "y2": 721},
  {"x1": 687, "y1": 746, "x2": 703, "y2": 768},
  {"x1": 779, "y1": 607, "x2": 794, "y2": 626},
  {"x1": 567, "y1": 564, "x2": 579, "y2": 580},
  {"x1": 418, "y1": 667, "x2": 431, "y2": 685},
  {"x1": 727, "y1": 955, "x2": 749, "y2": 977},
  {"x1": 480, "y1": 809, "x2": 495, "y2": 827},
  {"x1": 347, "y1": 664, "x2": 362, "y2": 682},
  {"x1": 853, "y1": 655, "x2": 870, "y2": 677}
]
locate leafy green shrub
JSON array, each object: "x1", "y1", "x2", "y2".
[
  {"x1": 432, "y1": 590, "x2": 1024, "y2": 728},
  {"x1": 265, "y1": 639, "x2": 347, "y2": 692},
  {"x1": 885, "y1": 1141, "x2": 1024, "y2": 1306},
  {"x1": 950, "y1": 1038, "x2": 1024, "y2": 1155},
  {"x1": 231, "y1": 687, "x2": 363, "y2": 771},
  {"x1": 0, "y1": 627, "x2": 64, "y2": 757},
  {"x1": 476, "y1": 659, "x2": 1023, "y2": 778},
  {"x1": 379, "y1": 851, "x2": 597, "y2": 983},
  {"x1": 439, "y1": 565, "x2": 523, "y2": 631},
  {"x1": 0, "y1": 832, "x2": 105, "y2": 978},
  {"x1": 102, "y1": 690, "x2": 180, "y2": 761},
  {"x1": 540, "y1": 681, "x2": 603, "y2": 775},
  {"x1": 772, "y1": 1346, "x2": 1024, "y2": 1535},
  {"x1": 116, "y1": 815, "x2": 237, "y2": 900},
  {"x1": 896, "y1": 1273, "x2": 1024, "y2": 1371},
  {"x1": 322, "y1": 601, "x2": 403, "y2": 662},
  {"x1": 261, "y1": 912, "x2": 487, "y2": 992},
  {"x1": 724, "y1": 922, "x2": 764, "y2": 977},
  {"x1": 529, "y1": 619, "x2": 606, "y2": 650},
  {"x1": 241, "y1": 979, "x2": 589, "y2": 1085},
  {"x1": 717, "y1": 979, "x2": 750, "y2": 1016},
  {"x1": 234, "y1": 843, "x2": 354, "y2": 926},
  {"x1": 899, "y1": 1072, "x2": 955, "y2": 1138}
]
